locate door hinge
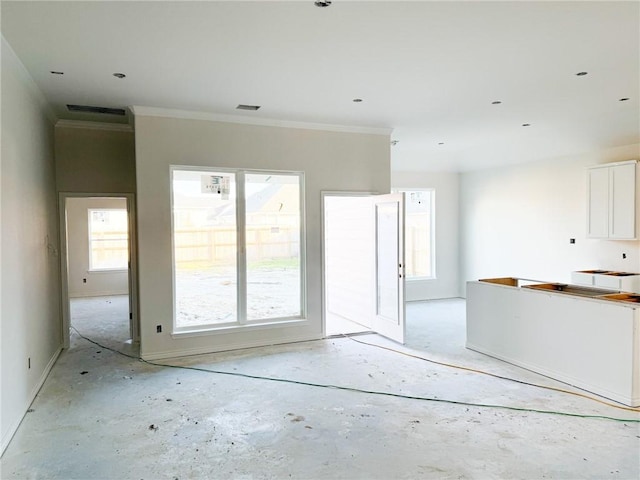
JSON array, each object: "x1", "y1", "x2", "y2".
[{"x1": 129, "y1": 312, "x2": 133, "y2": 320}]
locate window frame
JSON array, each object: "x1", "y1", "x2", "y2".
[
  {"x1": 170, "y1": 165, "x2": 307, "y2": 334},
  {"x1": 392, "y1": 188, "x2": 436, "y2": 280},
  {"x1": 87, "y1": 208, "x2": 129, "y2": 272}
]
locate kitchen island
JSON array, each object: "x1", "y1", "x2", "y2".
[{"x1": 466, "y1": 277, "x2": 640, "y2": 407}]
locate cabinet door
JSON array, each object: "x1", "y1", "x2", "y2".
[
  {"x1": 609, "y1": 163, "x2": 636, "y2": 239},
  {"x1": 571, "y1": 272, "x2": 594, "y2": 286},
  {"x1": 594, "y1": 274, "x2": 621, "y2": 290},
  {"x1": 587, "y1": 167, "x2": 610, "y2": 238}
]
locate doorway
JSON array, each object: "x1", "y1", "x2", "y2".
[
  {"x1": 59, "y1": 193, "x2": 139, "y2": 351},
  {"x1": 322, "y1": 192, "x2": 406, "y2": 342}
]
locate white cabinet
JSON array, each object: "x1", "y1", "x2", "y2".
[
  {"x1": 467, "y1": 279, "x2": 640, "y2": 407},
  {"x1": 571, "y1": 270, "x2": 640, "y2": 294},
  {"x1": 587, "y1": 160, "x2": 637, "y2": 239}
]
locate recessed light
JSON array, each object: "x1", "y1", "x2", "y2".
[
  {"x1": 314, "y1": 1, "x2": 332, "y2": 7},
  {"x1": 576, "y1": 71, "x2": 588, "y2": 76},
  {"x1": 522, "y1": 123, "x2": 531, "y2": 127},
  {"x1": 50, "y1": 71, "x2": 64, "y2": 75},
  {"x1": 352, "y1": 98, "x2": 363, "y2": 103},
  {"x1": 236, "y1": 104, "x2": 261, "y2": 111},
  {"x1": 619, "y1": 97, "x2": 630, "y2": 102},
  {"x1": 491, "y1": 101, "x2": 502, "y2": 105},
  {"x1": 112, "y1": 73, "x2": 126, "y2": 79}
]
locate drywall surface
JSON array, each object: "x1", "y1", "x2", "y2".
[
  {"x1": 134, "y1": 112, "x2": 390, "y2": 359},
  {"x1": 66, "y1": 197, "x2": 128, "y2": 297},
  {"x1": 392, "y1": 171, "x2": 460, "y2": 300},
  {"x1": 459, "y1": 144, "x2": 640, "y2": 296},
  {"x1": 324, "y1": 196, "x2": 375, "y2": 328},
  {"x1": 55, "y1": 125, "x2": 136, "y2": 193},
  {"x1": 1, "y1": 37, "x2": 61, "y2": 454}
]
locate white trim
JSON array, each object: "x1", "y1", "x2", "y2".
[
  {"x1": 170, "y1": 166, "x2": 306, "y2": 332},
  {"x1": 130, "y1": 105, "x2": 393, "y2": 136},
  {"x1": 236, "y1": 171, "x2": 247, "y2": 325},
  {"x1": 321, "y1": 191, "x2": 378, "y2": 339},
  {"x1": 86, "y1": 269, "x2": 129, "y2": 274},
  {"x1": 466, "y1": 343, "x2": 640, "y2": 408},
  {"x1": 588, "y1": 159, "x2": 638, "y2": 169},
  {"x1": 1, "y1": 347, "x2": 62, "y2": 456},
  {"x1": 1, "y1": 36, "x2": 57, "y2": 124},
  {"x1": 392, "y1": 187, "x2": 436, "y2": 280},
  {"x1": 171, "y1": 318, "x2": 309, "y2": 339},
  {"x1": 141, "y1": 333, "x2": 322, "y2": 362},
  {"x1": 59, "y1": 193, "x2": 139, "y2": 349},
  {"x1": 69, "y1": 291, "x2": 128, "y2": 298},
  {"x1": 55, "y1": 119, "x2": 133, "y2": 133}
]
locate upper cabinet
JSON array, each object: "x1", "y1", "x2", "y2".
[{"x1": 587, "y1": 160, "x2": 637, "y2": 240}]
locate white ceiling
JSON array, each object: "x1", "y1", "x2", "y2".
[{"x1": 2, "y1": 1, "x2": 639, "y2": 172}]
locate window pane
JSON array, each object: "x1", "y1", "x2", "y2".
[
  {"x1": 404, "y1": 191, "x2": 433, "y2": 278},
  {"x1": 89, "y1": 209, "x2": 128, "y2": 270},
  {"x1": 245, "y1": 173, "x2": 301, "y2": 320},
  {"x1": 172, "y1": 170, "x2": 237, "y2": 328}
]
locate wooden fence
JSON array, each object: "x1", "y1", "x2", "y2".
[{"x1": 174, "y1": 225, "x2": 299, "y2": 266}]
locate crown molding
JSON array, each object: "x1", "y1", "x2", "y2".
[
  {"x1": 55, "y1": 119, "x2": 134, "y2": 132},
  {"x1": 130, "y1": 106, "x2": 393, "y2": 136}
]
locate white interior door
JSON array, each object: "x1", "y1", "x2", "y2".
[
  {"x1": 372, "y1": 193, "x2": 405, "y2": 343},
  {"x1": 322, "y1": 192, "x2": 405, "y2": 343}
]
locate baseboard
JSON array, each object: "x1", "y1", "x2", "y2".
[
  {"x1": 68, "y1": 291, "x2": 128, "y2": 298},
  {"x1": 141, "y1": 333, "x2": 323, "y2": 361},
  {"x1": 1, "y1": 346, "x2": 63, "y2": 457},
  {"x1": 466, "y1": 342, "x2": 639, "y2": 408}
]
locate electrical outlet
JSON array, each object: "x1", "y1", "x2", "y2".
[
  {"x1": 569, "y1": 238, "x2": 575, "y2": 244},
  {"x1": 83, "y1": 278, "x2": 87, "y2": 283},
  {"x1": 156, "y1": 325, "x2": 162, "y2": 333},
  {"x1": 622, "y1": 253, "x2": 627, "y2": 259}
]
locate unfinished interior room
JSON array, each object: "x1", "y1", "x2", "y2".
[{"x1": 1, "y1": 1, "x2": 639, "y2": 479}]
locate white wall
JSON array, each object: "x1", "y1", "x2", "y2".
[
  {"x1": 134, "y1": 111, "x2": 390, "y2": 359},
  {"x1": 324, "y1": 196, "x2": 374, "y2": 329},
  {"x1": 392, "y1": 171, "x2": 460, "y2": 300},
  {"x1": 1, "y1": 37, "x2": 61, "y2": 454},
  {"x1": 66, "y1": 197, "x2": 128, "y2": 297},
  {"x1": 459, "y1": 144, "x2": 640, "y2": 296}
]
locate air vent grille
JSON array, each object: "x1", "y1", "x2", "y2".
[
  {"x1": 236, "y1": 104, "x2": 261, "y2": 111},
  {"x1": 67, "y1": 104, "x2": 126, "y2": 116}
]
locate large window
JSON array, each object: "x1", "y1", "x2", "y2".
[
  {"x1": 393, "y1": 189, "x2": 435, "y2": 279},
  {"x1": 171, "y1": 167, "x2": 304, "y2": 331},
  {"x1": 88, "y1": 209, "x2": 129, "y2": 271}
]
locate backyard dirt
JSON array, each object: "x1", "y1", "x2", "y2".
[{"x1": 175, "y1": 267, "x2": 300, "y2": 327}]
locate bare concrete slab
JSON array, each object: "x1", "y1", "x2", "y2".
[{"x1": 1, "y1": 299, "x2": 639, "y2": 479}]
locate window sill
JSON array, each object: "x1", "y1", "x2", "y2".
[
  {"x1": 88, "y1": 269, "x2": 128, "y2": 274},
  {"x1": 171, "y1": 317, "x2": 309, "y2": 339}
]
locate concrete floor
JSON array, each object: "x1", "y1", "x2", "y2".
[{"x1": 1, "y1": 298, "x2": 639, "y2": 479}]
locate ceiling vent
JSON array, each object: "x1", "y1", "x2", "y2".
[
  {"x1": 236, "y1": 104, "x2": 261, "y2": 111},
  {"x1": 67, "y1": 104, "x2": 126, "y2": 116}
]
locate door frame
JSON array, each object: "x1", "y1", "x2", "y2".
[{"x1": 58, "y1": 192, "x2": 139, "y2": 349}]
